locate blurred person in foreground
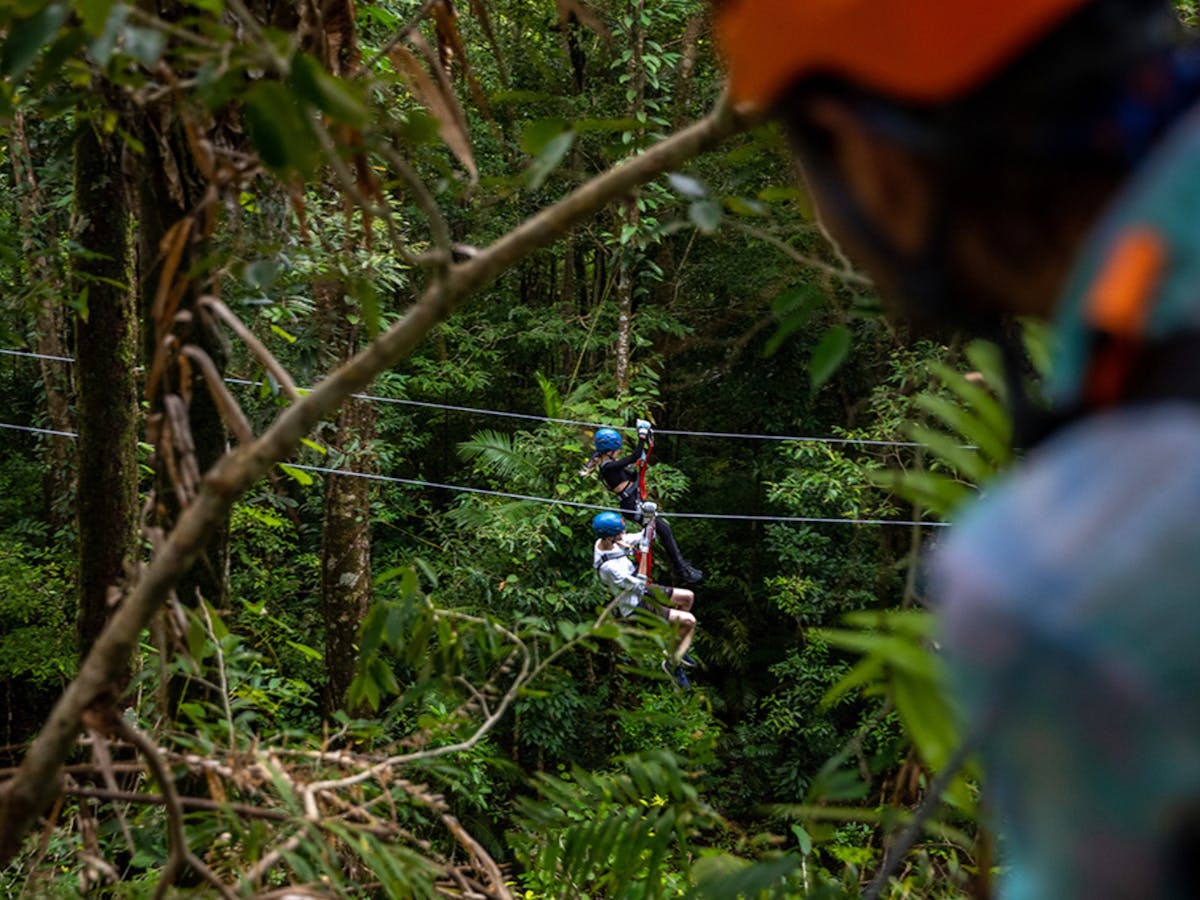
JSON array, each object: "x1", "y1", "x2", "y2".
[{"x1": 717, "y1": 0, "x2": 1200, "y2": 896}]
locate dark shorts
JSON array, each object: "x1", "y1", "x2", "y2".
[{"x1": 638, "y1": 585, "x2": 675, "y2": 620}]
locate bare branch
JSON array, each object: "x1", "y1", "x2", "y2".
[
  {"x1": 725, "y1": 220, "x2": 873, "y2": 287},
  {"x1": 181, "y1": 346, "x2": 254, "y2": 445},
  {"x1": 111, "y1": 717, "x2": 237, "y2": 900},
  {"x1": 375, "y1": 143, "x2": 452, "y2": 263},
  {"x1": 199, "y1": 297, "x2": 300, "y2": 401}
]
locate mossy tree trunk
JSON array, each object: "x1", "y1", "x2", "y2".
[
  {"x1": 73, "y1": 117, "x2": 137, "y2": 658},
  {"x1": 315, "y1": 279, "x2": 376, "y2": 716}
]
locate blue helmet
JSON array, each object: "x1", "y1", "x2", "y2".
[
  {"x1": 593, "y1": 427, "x2": 623, "y2": 452},
  {"x1": 592, "y1": 511, "x2": 626, "y2": 537}
]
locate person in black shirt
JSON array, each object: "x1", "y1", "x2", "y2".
[{"x1": 581, "y1": 422, "x2": 703, "y2": 585}]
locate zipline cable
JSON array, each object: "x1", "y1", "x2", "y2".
[
  {"x1": 0, "y1": 420, "x2": 949, "y2": 528},
  {"x1": 0, "y1": 347, "x2": 925, "y2": 449}
]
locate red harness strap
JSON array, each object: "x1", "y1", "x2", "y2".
[{"x1": 635, "y1": 433, "x2": 655, "y2": 575}]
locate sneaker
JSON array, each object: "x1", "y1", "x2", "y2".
[
  {"x1": 662, "y1": 659, "x2": 691, "y2": 688},
  {"x1": 679, "y1": 653, "x2": 697, "y2": 668},
  {"x1": 676, "y1": 562, "x2": 703, "y2": 585}
]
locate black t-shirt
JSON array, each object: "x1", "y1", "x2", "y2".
[{"x1": 597, "y1": 437, "x2": 646, "y2": 491}]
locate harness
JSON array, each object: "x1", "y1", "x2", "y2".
[{"x1": 594, "y1": 545, "x2": 634, "y2": 575}]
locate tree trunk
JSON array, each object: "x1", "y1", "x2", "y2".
[
  {"x1": 612, "y1": 0, "x2": 646, "y2": 397},
  {"x1": 10, "y1": 110, "x2": 74, "y2": 529},
  {"x1": 315, "y1": 280, "x2": 376, "y2": 716},
  {"x1": 73, "y1": 118, "x2": 137, "y2": 659}
]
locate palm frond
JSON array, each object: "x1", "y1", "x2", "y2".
[{"x1": 457, "y1": 429, "x2": 542, "y2": 483}]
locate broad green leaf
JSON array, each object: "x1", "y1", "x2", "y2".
[
  {"x1": 757, "y1": 185, "x2": 803, "y2": 203},
  {"x1": 278, "y1": 463, "x2": 313, "y2": 485},
  {"x1": 809, "y1": 325, "x2": 851, "y2": 393},
  {"x1": 244, "y1": 81, "x2": 320, "y2": 178},
  {"x1": 300, "y1": 437, "x2": 327, "y2": 455},
  {"x1": 525, "y1": 130, "x2": 575, "y2": 190},
  {"x1": 892, "y1": 669, "x2": 958, "y2": 770},
  {"x1": 2, "y1": 4, "x2": 68, "y2": 79},
  {"x1": 764, "y1": 283, "x2": 824, "y2": 357},
  {"x1": 871, "y1": 469, "x2": 971, "y2": 517},
  {"x1": 291, "y1": 51, "x2": 369, "y2": 127},
  {"x1": 688, "y1": 199, "x2": 722, "y2": 234},
  {"x1": 286, "y1": 640, "x2": 322, "y2": 662},
  {"x1": 929, "y1": 361, "x2": 1011, "y2": 448},
  {"x1": 724, "y1": 196, "x2": 766, "y2": 217},
  {"x1": 689, "y1": 853, "x2": 801, "y2": 900}
]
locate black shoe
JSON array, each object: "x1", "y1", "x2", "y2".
[{"x1": 676, "y1": 562, "x2": 703, "y2": 585}]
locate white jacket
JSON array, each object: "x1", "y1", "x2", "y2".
[{"x1": 593, "y1": 532, "x2": 645, "y2": 616}]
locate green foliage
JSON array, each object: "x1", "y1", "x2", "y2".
[{"x1": 512, "y1": 750, "x2": 716, "y2": 899}]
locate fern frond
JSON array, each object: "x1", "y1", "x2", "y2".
[{"x1": 457, "y1": 429, "x2": 542, "y2": 483}]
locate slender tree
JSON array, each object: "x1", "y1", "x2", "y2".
[{"x1": 73, "y1": 111, "x2": 137, "y2": 658}]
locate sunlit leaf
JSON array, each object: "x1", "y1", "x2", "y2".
[
  {"x1": 278, "y1": 463, "x2": 314, "y2": 485},
  {"x1": 688, "y1": 199, "x2": 721, "y2": 234},
  {"x1": 666, "y1": 172, "x2": 706, "y2": 199}
]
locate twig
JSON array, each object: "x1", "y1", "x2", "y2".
[
  {"x1": 126, "y1": 7, "x2": 220, "y2": 49},
  {"x1": 197, "y1": 599, "x2": 237, "y2": 747},
  {"x1": 310, "y1": 119, "x2": 424, "y2": 269},
  {"x1": 726, "y1": 220, "x2": 872, "y2": 287},
  {"x1": 364, "y1": 0, "x2": 440, "y2": 71},
  {"x1": 375, "y1": 143, "x2": 452, "y2": 265},
  {"x1": 240, "y1": 826, "x2": 308, "y2": 887},
  {"x1": 200, "y1": 297, "x2": 300, "y2": 401},
  {"x1": 862, "y1": 729, "x2": 981, "y2": 900},
  {"x1": 181, "y1": 346, "x2": 254, "y2": 444},
  {"x1": 111, "y1": 718, "x2": 237, "y2": 900},
  {"x1": 88, "y1": 730, "x2": 138, "y2": 858}
]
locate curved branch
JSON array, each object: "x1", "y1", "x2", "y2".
[
  {"x1": 112, "y1": 718, "x2": 237, "y2": 900},
  {"x1": 199, "y1": 297, "x2": 300, "y2": 402}
]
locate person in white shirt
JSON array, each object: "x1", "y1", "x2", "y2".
[{"x1": 591, "y1": 511, "x2": 697, "y2": 687}]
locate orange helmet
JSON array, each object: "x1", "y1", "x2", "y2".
[{"x1": 716, "y1": 0, "x2": 1093, "y2": 110}]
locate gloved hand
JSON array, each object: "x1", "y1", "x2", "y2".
[{"x1": 636, "y1": 418, "x2": 652, "y2": 439}]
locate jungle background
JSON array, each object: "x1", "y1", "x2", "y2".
[{"x1": 0, "y1": 0, "x2": 1159, "y2": 896}]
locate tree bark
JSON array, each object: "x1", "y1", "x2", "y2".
[
  {"x1": 73, "y1": 119, "x2": 138, "y2": 658},
  {"x1": 612, "y1": 0, "x2": 646, "y2": 396},
  {"x1": 315, "y1": 280, "x2": 376, "y2": 716}
]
